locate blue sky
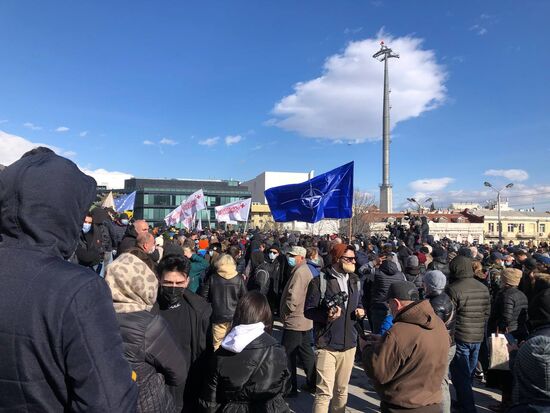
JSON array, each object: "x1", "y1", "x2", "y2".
[{"x1": 0, "y1": 1, "x2": 549, "y2": 210}]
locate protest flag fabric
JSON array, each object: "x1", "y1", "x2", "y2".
[
  {"x1": 164, "y1": 189, "x2": 206, "y2": 226},
  {"x1": 102, "y1": 191, "x2": 115, "y2": 209},
  {"x1": 114, "y1": 191, "x2": 136, "y2": 213},
  {"x1": 215, "y1": 198, "x2": 252, "y2": 223},
  {"x1": 264, "y1": 161, "x2": 353, "y2": 223}
]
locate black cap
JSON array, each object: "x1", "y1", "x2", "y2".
[{"x1": 386, "y1": 281, "x2": 419, "y2": 301}]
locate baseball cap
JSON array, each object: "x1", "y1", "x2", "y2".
[
  {"x1": 287, "y1": 246, "x2": 306, "y2": 257},
  {"x1": 386, "y1": 281, "x2": 420, "y2": 302}
]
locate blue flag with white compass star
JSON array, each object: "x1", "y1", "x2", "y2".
[{"x1": 265, "y1": 162, "x2": 353, "y2": 223}]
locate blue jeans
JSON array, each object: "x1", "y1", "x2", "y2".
[{"x1": 450, "y1": 340, "x2": 480, "y2": 413}]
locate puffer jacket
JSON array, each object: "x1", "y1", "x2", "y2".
[
  {"x1": 200, "y1": 269, "x2": 247, "y2": 323},
  {"x1": 117, "y1": 311, "x2": 187, "y2": 413},
  {"x1": 370, "y1": 260, "x2": 407, "y2": 306},
  {"x1": 489, "y1": 286, "x2": 528, "y2": 337},
  {"x1": 447, "y1": 256, "x2": 491, "y2": 343},
  {"x1": 0, "y1": 150, "x2": 137, "y2": 412},
  {"x1": 427, "y1": 291, "x2": 456, "y2": 346},
  {"x1": 199, "y1": 332, "x2": 291, "y2": 413}
]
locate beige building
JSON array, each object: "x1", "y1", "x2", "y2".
[
  {"x1": 471, "y1": 210, "x2": 550, "y2": 243},
  {"x1": 250, "y1": 203, "x2": 277, "y2": 230}
]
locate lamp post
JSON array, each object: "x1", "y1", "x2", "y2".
[
  {"x1": 484, "y1": 181, "x2": 514, "y2": 244},
  {"x1": 407, "y1": 197, "x2": 433, "y2": 213}
]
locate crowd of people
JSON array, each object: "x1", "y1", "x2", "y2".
[{"x1": 1, "y1": 148, "x2": 550, "y2": 412}]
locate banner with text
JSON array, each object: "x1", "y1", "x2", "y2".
[
  {"x1": 215, "y1": 198, "x2": 251, "y2": 223},
  {"x1": 164, "y1": 189, "x2": 206, "y2": 226}
]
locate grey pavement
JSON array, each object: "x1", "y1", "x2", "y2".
[{"x1": 273, "y1": 322, "x2": 502, "y2": 413}]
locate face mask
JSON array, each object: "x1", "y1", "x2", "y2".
[
  {"x1": 149, "y1": 246, "x2": 156, "y2": 255},
  {"x1": 82, "y1": 223, "x2": 92, "y2": 233},
  {"x1": 342, "y1": 262, "x2": 356, "y2": 273},
  {"x1": 504, "y1": 261, "x2": 512, "y2": 267},
  {"x1": 120, "y1": 219, "x2": 129, "y2": 226},
  {"x1": 209, "y1": 250, "x2": 214, "y2": 256},
  {"x1": 287, "y1": 256, "x2": 296, "y2": 267},
  {"x1": 159, "y1": 286, "x2": 184, "y2": 307},
  {"x1": 268, "y1": 252, "x2": 278, "y2": 260}
]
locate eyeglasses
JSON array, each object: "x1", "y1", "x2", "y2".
[{"x1": 341, "y1": 256, "x2": 356, "y2": 263}]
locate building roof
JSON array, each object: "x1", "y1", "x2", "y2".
[
  {"x1": 124, "y1": 177, "x2": 250, "y2": 194},
  {"x1": 471, "y1": 210, "x2": 550, "y2": 219}
]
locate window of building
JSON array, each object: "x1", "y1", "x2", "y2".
[
  {"x1": 507, "y1": 223, "x2": 515, "y2": 233},
  {"x1": 488, "y1": 223, "x2": 494, "y2": 233},
  {"x1": 541, "y1": 224, "x2": 546, "y2": 233},
  {"x1": 518, "y1": 223, "x2": 525, "y2": 233}
]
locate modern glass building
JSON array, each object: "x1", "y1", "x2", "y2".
[{"x1": 123, "y1": 178, "x2": 251, "y2": 227}]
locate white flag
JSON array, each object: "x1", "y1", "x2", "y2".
[
  {"x1": 215, "y1": 198, "x2": 251, "y2": 223},
  {"x1": 164, "y1": 189, "x2": 206, "y2": 226},
  {"x1": 196, "y1": 215, "x2": 203, "y2": 231},
  {"x1": 102, "y1": 191, "x2": 115, "y2": 209}
]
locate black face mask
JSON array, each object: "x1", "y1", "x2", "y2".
[{"x1": 159, "y1": 286, "x2": 184, "y2": 307}]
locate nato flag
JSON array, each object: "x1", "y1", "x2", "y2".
[{"x1": 265, "y1": 162, "x2": 353, "y2": 223}]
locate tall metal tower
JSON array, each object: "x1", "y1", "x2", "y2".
[{"x1": 373, "y1": 41, "x2": 399, "y2": 213}]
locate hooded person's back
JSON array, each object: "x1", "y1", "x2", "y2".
[
  {"x1": 371, "y1": 260, "x2": 406, "y2": 304},
  {"x1": 0, "y1": 150, "x2": 137, "y2": 412},
  {"x1": 447, "y1": 255, "x2": 491, "y2": 343}
]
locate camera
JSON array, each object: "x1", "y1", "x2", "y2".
[
  {"x1": 352, "y1": 314, "x2": 372, "y2": 340},
  {"x1": 322, "y1": 291, "x2": 348, "y2": 311}
]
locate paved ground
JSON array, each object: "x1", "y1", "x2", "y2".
[{"x1": 273, "y1": 322, "x2": 502, "y2": 413}]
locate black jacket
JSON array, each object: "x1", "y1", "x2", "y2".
[
  {"x1": 0, "y1": 151, "x2": 137, "y2": 412},
  {"x1": 118, "y1": 225, "x2": 138, "y2": 255},
  {"x1": 304, "y1": 267, "x2": 363, "y2": 351},
  {"x1": 200, "y1": 272, "x2": 247, "y2": 323},
  {"x1": 489, "y1": 286, "x2": 528, "y2": 338},
  {"x1": 370, "y1": 260, "x2": 406, "y2": 307},
  {"x1": 199, "y1": 333, "x2": 291, "y2": 413},
  {"x1": 428, "y1": 256, "x2": 451, "y2": 278},
  {"x1": 152, "y1": 290, "x2": 213, "y2": 413},
  {"x1": 76, "y1": 229, "x2": 104, "y2": 267},
  {"x1": 447, "y1": 256, "x2": 491, "y2": 343},
  {"x1": 247, "y1": 262, "x2": 271, "y2": 295},
  {"x1": 427, "y1": 291, "x2": 456, "y2": 346},
  {"x1": 117, "y1": 311, "x2": 187, "y2": 413}
]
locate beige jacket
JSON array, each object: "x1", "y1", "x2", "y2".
[{"x1": 279, "y1": 262, "x2": 313, "y2": 331}]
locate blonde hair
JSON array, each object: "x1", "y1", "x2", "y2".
[{"x1": 215, "y1": 253, "x2": 237, "y2": 270}]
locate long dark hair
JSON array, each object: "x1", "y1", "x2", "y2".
[{"x1": 232, "y1": 291, "x2": 273, "y2": 334}]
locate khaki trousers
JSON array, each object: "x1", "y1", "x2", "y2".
[
  {"x1": 312, "y1": 347, "x2": 356, "y2": 413},
  {"x1": 212, "y1": 322, "x2": 232, "y2": 350}
]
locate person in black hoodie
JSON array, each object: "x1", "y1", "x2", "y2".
[
  {"x1": 199, "y1": 291, "x2": 291, "y2": 413},
  {"x1": 153, "y1": 255, "x2": 213, "y2": 413},
  {"x1": 75, "y1": 212, "x2": 105, "y2": 270},
  {"x1": 428, "y1": 246, "x2": 451, "y2": 277},
  {"x1": 106, "y1": 250, "x2": 187, "y2": 413},
  {"x1": 0, "y1": 148, "x2": 137, "y2": 412},
  {"x1": 367, "y1": 258, "x2": 406, "y2": 334}
]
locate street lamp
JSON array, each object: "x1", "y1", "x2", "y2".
[
  {"x1": 484, "y1": 181, "x2": 514, "y2": 244},
  {"x1": 407, "y1": 197, "x2": 432, "y2": 212}
]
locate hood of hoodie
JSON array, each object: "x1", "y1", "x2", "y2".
[
  {"x1": 395, "y1": 300, "x2": 438, "y2": 330},
  {"x1": 217, "y1": 260, "x2": 238, "y2": 279},
  {"x1": 380, "y1": 260, "x2": 399, "y2": 276},
  {"x1": 449, "y1": 255, "x2": 474, "y2": 280},
  {"x1": 221, "y1": 322, "x2": 266, "y2": 353},
  {"x1": 0, "y1": 151, "x2": 96, "y2": 259}
]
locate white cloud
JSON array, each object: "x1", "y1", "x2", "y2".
[
  {"x1": 0, "y1": 130, "x2": 132, "y2": 189},
  {"x1": 159, "y1": 138, "x2": 177, "y2": 145},
  {"x1": 23, "y1": 122, "x2": 42, "y2": 131},
  {"x1": 270, "y1": 29, "x2": 446, "y2": 141},
  {"x1": 199, "y1": 137, "x2": 220, "y2": 147},
  {"x1": 484, "y1": 169, "x2": 529, "y2": 182},
  {"x1": 55, "y1": 126, "x2": 70, "y2": 132},
  {"x1": 225, "y1": 135, "x2": 243, "y2": 145},
  {"x1": 469, "y1": 24, "x2": 487, "y2": 35},
  {"x1": 143, "y1": 140, "x2": 155, "y2": 145},
  {"x1": 80, "y1": 167, "x2": 133, "y2": 189},
  {"x1": 79, "y1": 130, "x2": 89, "y2": 137},
  {"x1": 409, "y1": 177, "x2": 455, "y2": 192}
]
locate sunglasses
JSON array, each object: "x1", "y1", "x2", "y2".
[{"x1": 341, "y1": 256, "x2": 356, "y2": 263}]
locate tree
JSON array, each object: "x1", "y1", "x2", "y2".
[{"x1": 341, "y1": 189, "x2": 377, "y2": 237}]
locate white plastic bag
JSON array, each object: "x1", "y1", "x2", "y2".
[{"x1": 489, "y1": 333, "x2": 510, "y2": 371}]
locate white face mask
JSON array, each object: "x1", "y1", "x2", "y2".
[
  {"x1": 268, "y1": 252, "x2": 278, "y2": 260},
  {"x1": 209, "y1": 250, "x2": 214, "y2": 256}
]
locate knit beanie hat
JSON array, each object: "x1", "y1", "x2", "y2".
[
  {"x1": 423, "y1": 270, "x2": 447, "y2": 294},
  {"x1": 331, "y1": 243, "x2": 348, "y2": 263},
  {"x1": 405, "y1": 255, "x2": 419, "y2": 269},
  {"x1": 501, "y1": 268, "x2": 522, "y2": 287}
]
